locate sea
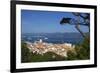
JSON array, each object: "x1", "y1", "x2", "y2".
[{"x1": 21, "y1": 33, "x2": 84, "y2": 44}]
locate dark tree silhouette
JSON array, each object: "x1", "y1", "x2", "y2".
[
  {"x1": 60, "y1": 18, "x2": 71, "y2": 24},
  {"x1": 60, "y1": 12, "x2": 90, "y2": 38}
]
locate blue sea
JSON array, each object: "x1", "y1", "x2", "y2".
[{"x1": 21, "y1": 33, "x2": 84, "y2": 44}]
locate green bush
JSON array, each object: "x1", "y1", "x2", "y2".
[
  {"x1": 21, "y1": 42, "x2": 33, "y2": 63},
  {"x1": 67, "y1": 36, "x2": 90, "y2": 60}
]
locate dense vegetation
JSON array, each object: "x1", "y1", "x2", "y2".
[
  {"x1": 21, "y1": 36, "x2": 90, "y2": 63},
  {"x1": 67, "y1": 36, "x2": 90, "y2": 60}
]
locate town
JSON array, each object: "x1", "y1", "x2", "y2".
[{"x1": 26, "y1": 39, "x2": 76, "y2": 58}]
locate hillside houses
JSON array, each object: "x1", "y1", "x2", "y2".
[{"x1": 26, "y1": 39, "x2": 75, "y2": 57}]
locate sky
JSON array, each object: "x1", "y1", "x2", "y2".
[{"x1": 21, "y1": 10, "x2": 89, "y2": 33}]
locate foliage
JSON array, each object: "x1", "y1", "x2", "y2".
[
  {"x1": 67, "y1": 36, "x2": 90, "y2": 60},
  {"x1": 27, "y1": 52, "x2": 65, "y2": 62},
  {"x1": 21, "y1": 42, "x2": 33, "y2": 62},
  {"x1": 66, "y1": 50, "x2": 78, "y2": 60}
]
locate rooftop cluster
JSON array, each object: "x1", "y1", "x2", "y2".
[{"x1": 26, "y1": 39, "x2": 75, "y2": 57}]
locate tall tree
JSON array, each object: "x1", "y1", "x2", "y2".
[{"x1": 60, "y1": 12, "x2": 90, "y2": 38}]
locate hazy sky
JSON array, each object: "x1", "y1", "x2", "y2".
[{"x1": 21, "y1": 10, "x2": 89, "y2": 33}]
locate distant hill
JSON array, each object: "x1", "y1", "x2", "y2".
[{"x1": 22, "y1": 32, "x2": 89, "y2": 38}]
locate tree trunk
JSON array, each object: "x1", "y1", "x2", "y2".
[
  {"x1": 75, "y1": 25, "x2": 86, "y2": 38},
  {"x1": 76, "y1": 16, "x2": 87, "y2": 38},
  {"x1": 75, "y1": 24, "x2": 89, "y2": 42}
]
